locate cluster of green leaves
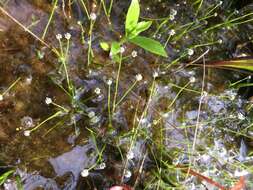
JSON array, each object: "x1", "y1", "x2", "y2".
[{"x1": 100, "y1": 0, "x2": 168, "y2": 61}]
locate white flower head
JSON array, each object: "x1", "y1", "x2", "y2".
[
  {"x1": 168, "y1": 29, "x2": 175, "y2": 36},
  {"x1": 81, "y1": 169, "x2": 89, "y2": 177},
  {"x1": 120, "y1": 46, "x2": 125, "y2": 53},
  {"x1": 98, "y1": 162, "x2": 106, "y2": 170},
  {"x1": 88, "y1": 111, "x2": 95, "y2": 118},
  {"x1": 187, "y1": 49, "x2": 194, "y2": 56},
  {"x1": 171, "y1": 9, "x2": 177, "y2": 16},
  {"x1": 135, "y1": 74, "x2": 143, "y2": 81},
  {"x1": 127, "y1": 151, "x2": 134, "y2": 160},
  {"x1": 218, "y1": 39, "x2": 223, "y2": 44},
  {"x1": 238, "y1": 113, "x2": 245, "y2": 120},
  {"x1": 56, "y1": 34, "x2": 62, "y2": 40},
  {"x1": 64, "y1": 32, "x2": 71, "y2": 40},
  {"x1": 45, "y1": 97, "x2": 53, "y2": 105},
  {"x1": 189, "y1": 76, "x2": 196, "y2": 83},
  {"x1": 202, "y1": 91, "x2": 208, "y2": 97},
  {"x1": 94, "y1": 87, "x2": 101, "y2": 95},
  {"x1": 24, "y1": 130, "x2": 31, "y2": 137},
  {"x1": 153, "y1": 71, "x2": 159, "y2": 78},
  {"x1": 107, "y1": 79, "x2": 112, "y2": 86},
  {"x1": 131, "y1": 50, "x2": 138, "y2": 58},
  {"x1": 124, "y1": 170, "x2": 132, "y2": 178},
  {"x1": 77, "y1": 20, "x2": 82, "y2": 25},
  {"x1": 0, "y1": 94, "x2": 3, "y2": 101},
  {"x1": 90, "y1": 12, "x2": 97, "y2": 21}
]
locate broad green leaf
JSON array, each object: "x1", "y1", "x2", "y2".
[
  {"x1": 110, "y1": 42, "x2": 121, "y2": 62},
  {"x1": 128, "y1": 21, "x2": 152, "y2": 39},
  {"x1": 100, "y1": 42, "x2": 110, "y2": 51},
  {"x1": 129, "y1": 36, "x2": 168, "y2": 57},
  {"x1": 125, "y1": 0, "x2": 140, "y2": 35}
]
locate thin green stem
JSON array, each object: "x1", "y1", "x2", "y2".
[
  {"x1": 108, "y1": 84, "x2": 112, "y2": 127},
  {"x1": 30, "y1": 111, "x2": 63, "y2": 132},
  {"x1": 115, "y1": 80, "x2": 138, "y2": 107},
  {"x1": 88, "y1": 21, "x2": 94, "y2": 66},
  {"x1": 1, "y1": 77, "x2": 21, "y2": 96},
  {"x1": 112, "y1": 54, "x2": 122, "y2": 113},
  {"x1": 42, "y1": 0, "x2": 58, "y2": 40}
]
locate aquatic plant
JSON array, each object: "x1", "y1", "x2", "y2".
[{"x1": 100, "y1": 0, "x2": 167, "y2": 62}]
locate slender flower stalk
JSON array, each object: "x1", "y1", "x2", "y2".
[{"x1": 112, "y1": 54, "x2": 123, "y2": 113}]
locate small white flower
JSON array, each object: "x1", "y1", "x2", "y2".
[
  {"x1": 127, "y1": 151, "x2": 134, "y2": 160},
  {"x1": 135, "y1": 74, "x2": 143, "y2": 81},
  {"x1": 218, "y1": 39, "x2": 223, "y2": 44},
  {"x1": 168, "y1": 29, "x2": 175, "y2": 36},
  {"x1": 107, "y1": 79, "x2": 112, "y2": 86},
  {"x1": 163, "y1": 113, "x2": 169, "y2": 118},
  {"x1": 189, "y1": 76, "x2": 196, "y2": 83},
  {"x1": 0, "y1": 94, "x2": 3, "y2": 101},
  {"x1": 120, "y1": 46, "x2": 125, "y2": 53},
  {"x1": 187, "y1": 49, "x2": 194, "y2": 56},
  {"x1": 202, "y1": 91, "x2": 208, "y2": 97},
  {"x1": 214, "y1": 12, "x2": 218, "y2": 17},
  {"x1": 77, "y1": 20, "x2": 82, "y2": 25},
  {"x1": 81, "y1": 169, "x2": 89, "y2": 177},
  {"x1": 88, "y1": 111, "x2": 95, "y2": 118},
  {"x1": 90, "y1": 12, "x2": 97, "y2": 21},
  {"x1": 64, "y1": 33, "x2": 71, "y2": 40},
  {"x1": 153, "y1": 71, "x2": 159, "y2": 78},
  {"x1": 97, "y1": 162, "x2": 106, "y2": 170},
  {"x1": 25, "y1": 76, "x2": 33, "y2": 85},
  {"x1": 45, "y1": 97, "x2": 53, "y2": 105},
  {"x1": 238, "y1": 113, "x2": 245, "y2": 120},
  {"x1": 24, "y1": 130, "x2": 31, "y2": 137},
  {"x1": 56, "y1": 34, "x2": 62, "y2": 40},
  {"x1": 124, "y1": 170, "x2": 132, "y2": 178},
  {"x1": 94, "y1": 87, "x2": 101, "y2": 95},
  {"x1": 131, "y1": 50, "x2": 138, "y2": 58},
  {"x1": 171, "y1": 9, "x2": 177, "y2": 16}
]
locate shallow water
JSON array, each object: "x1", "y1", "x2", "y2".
[{"x1": 0, "y1": 0, "x2": 253, "y2": 189}]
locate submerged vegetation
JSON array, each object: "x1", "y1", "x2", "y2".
[{"x1": 0, "y1": 0, "x2": 253, "y2": 189}]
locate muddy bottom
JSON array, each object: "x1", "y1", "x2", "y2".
[{"x1": 0, "y1": 0, "x2": 253, "y2": 189}]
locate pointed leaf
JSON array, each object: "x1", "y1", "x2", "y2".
[
  {"x1": 129, "y1": 36, "x2": 168, "y2": 57},
  {"x1": 128, "y1": 21, "x2": 152, "y2": 39},
  {"x1": 125, "y1": 0, "x2": 140, "y2": 35}
]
